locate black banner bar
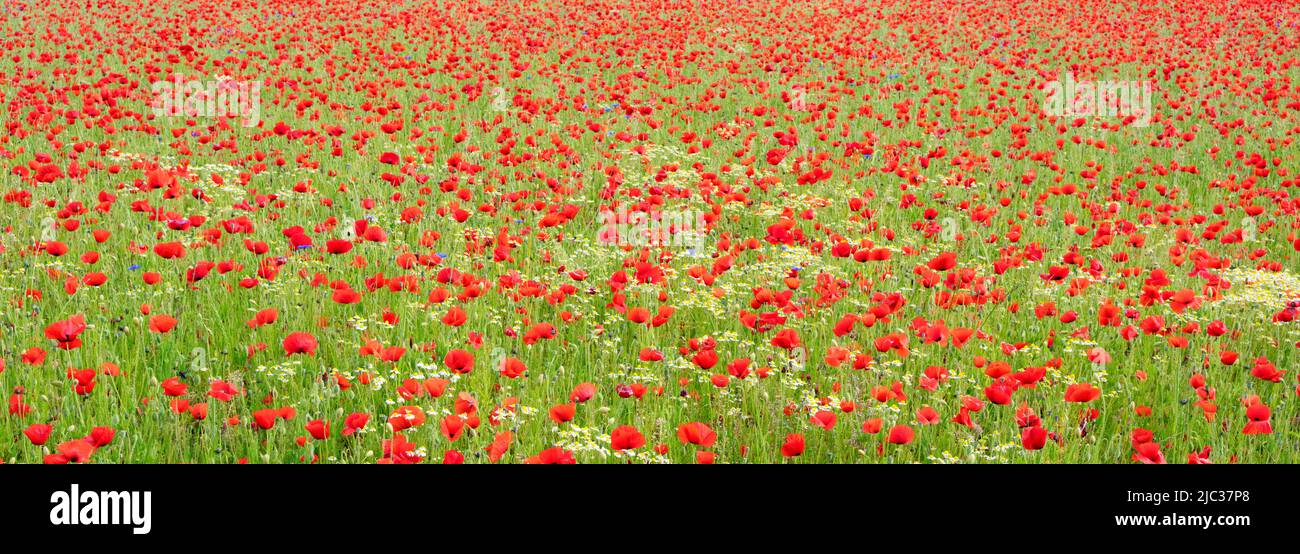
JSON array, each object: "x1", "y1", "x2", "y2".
[{"x1": 1, "y1": 464, "x2": 1285, "y2": 542}]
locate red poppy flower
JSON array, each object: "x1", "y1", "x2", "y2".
[
  {"x1": 253, "y1": 409, "x2": 278, "y2": 430},
  {"x1": 1243, "y1": 402, "x2": 1272, "y2": 435},
  {"x1": 45, "y1": 315, "x2": 87, "y2": 350},
  {"x1": 1132, "y1": 441, "x2": 1166, "y2": 464},
  {"x1": 486, "y1": 432, "x2": 513, "y2": 462},
  {"x1": 1064, "y1": 383, "x2": 1101, "y2": 403},
  {"x1": 770, "y1": 328, "x2": 801, "y2": 350},
  {"x1": 440, "y1": 414, "x2": 465, "y2": 442},
  {"x1": 570, "y1": 382, "x2": 596, "y2": 403},
  {"x1": 283, "y1": 332, "x2": 319, "y2": 356},
  {"x1": 23, "y1": 423, "x2": 52, "y2": 446},
  {"x1": 87, "y1": 426, "x2": 115, "y2": 447},
  {"x1": 148, "y1": 315, "x2": 178, "y2": 334},
  {"x1": 343, "y1": 413, "x2": 369, "y2": 436},
  {"x1": 781, "y1": 433, "x2": 806, "y2": 457},
  {"x1": 380, "y1": 434, "x2": 423, "y2": 465},
  {"x1": 247, "y1": 308, "x2": 279, "y2": 328},
  {"x1": 810, "y1": 410, "x2": 837, "y2": 430},
  {"x1": 887, "y1": 425, "x2": 914, "y2": 445},
  {"x1": 388, "y1": 406, "x2": 426, "y2": 431},
  {"x1": 55, "y1": 440, "x2": 95, "y2": 463},
  {"x1": 1021, "y1": 426, "x2": 1048, "y2": 450},
  {"x1": 549, "y1": 403, "x2": 576, "y2": 424},
  {"x1": 443, "y1": 349, "x2": 474, "y2": 374},
  {"x1": 610, "y1": 425, "x2": 646, "y2": 451},
  {"x1": 676, "y1": 422, "x2": 718, "y2": 447},
  {"x1": 526, "y1": 447, "x2": 576, "y2": 464},
  {"x1": 499, "y1": 357, "x2": 526, "y2": 378},
  {"x1": 153, "y1": 242, "x2": 186, "y2": 259},
  {"x1": 305, "y1": 419, "x2": 329, "y2": 440}
]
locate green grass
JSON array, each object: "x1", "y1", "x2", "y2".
[{"x1": 0, "y1": 0, "x2": 1297, "y2": 463}]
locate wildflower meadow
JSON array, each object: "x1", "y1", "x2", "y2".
[{"x1": 2, "y1": 0, "x2": 1299, "y2": 466}]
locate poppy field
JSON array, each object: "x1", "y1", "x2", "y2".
[{"x1": 2, "y1": 0, "x2": 1300, "y2": 464}]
